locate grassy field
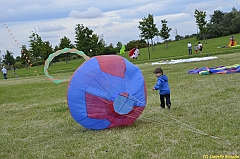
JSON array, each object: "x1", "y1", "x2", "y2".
[
  {"x1": 1, "y1": 34, "x2": 240, "y2": 158},
  {"x1": 3, "y1": 33, "x2": 240, "y2": 80},
  {"x1": 1, "y1": 48, "x2": 239, "y2": 158},
  {"x1": 119, "y1": 33, "x2": 240, "y2": 63}
]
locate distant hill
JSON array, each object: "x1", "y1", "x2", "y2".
[{"x1": 120, "y1": 33, "x2": 240, "y2": 64}]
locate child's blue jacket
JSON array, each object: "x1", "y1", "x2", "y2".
[{"x1": 154, "y1": 74, "x2": 170, "y2": 95}]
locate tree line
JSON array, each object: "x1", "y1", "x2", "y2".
[
  {"x1": 2, "y1": 24, "x2": 149, "y2": 69},
  {"x1": 195, "y1": 7, "x2": 240, "y2": 42},
  {"x1": 1, "y1": 7, "x2": 239, "y2": 69}
]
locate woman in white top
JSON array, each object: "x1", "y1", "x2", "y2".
[
  {"x1": 198, "y1": 42, "x2": 203, "y2": 54},
  {"x1": 1, "y1": 66, "x2": 7, "y2": 79}
]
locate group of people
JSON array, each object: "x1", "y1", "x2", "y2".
[{"x1": 187, "y1": 42, "x2": 203, "y2": 55}]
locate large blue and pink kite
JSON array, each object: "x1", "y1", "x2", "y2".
[{"x1": 44, "y1": 48, "x2": 147, "y2": 130}]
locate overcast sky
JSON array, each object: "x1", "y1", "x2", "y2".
[{"x1": 1, "y1": 0, "x2": 240, "y2": 57}]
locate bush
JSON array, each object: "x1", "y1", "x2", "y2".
[
  {"x1": 32, "y1": 60, "x2": 45, "y2": 67},
  {"x1": 14, "y1": 62, "x2": 25, "y2": 69}
]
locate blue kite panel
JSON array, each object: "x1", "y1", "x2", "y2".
[
  {"x1": 68, "y1": 86, "x2": 87, "y2": 121},
  {"x1": 80, "y1": 118, "x2": 111, "y2": 130}
]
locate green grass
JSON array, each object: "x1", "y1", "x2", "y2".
[
  {"x1": 121, "y1": 33, "x2": 240, "y2": 63},
  {"x1": 1, "y1": 51, "x2": 239, "y2": 158},
  {"x1": 1, "y1": 34, "x2": 240, "y2": 158}
]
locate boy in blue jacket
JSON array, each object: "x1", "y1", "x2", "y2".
[{"x1": 152, "y1": 68, "x2": 171, "y2": 109}]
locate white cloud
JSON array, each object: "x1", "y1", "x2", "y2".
[
  {"x1": 69, "y1": 7, "x2": 104, "y2": 19},
  {"x1": 37, "y1": 23, "x2": 66, "y2": 32},
  {"x1": 39, "y1": 32, "x2": 60, "y2": 39}
]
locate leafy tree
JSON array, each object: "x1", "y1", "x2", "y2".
[
  {"x1": 59, "y1": 36, "x2": 74, "y2": 49},
  {"x1": 53, "y1": 45, "x2": 60, "y2": 52},
  {"x1": 15, "y1": 56, "x2": 21, "y2": 62},
  {"x1": 125, "y1": 40, "x2": 147, "y2": 51},
  {"x1": 21, "y1": 45, "x2": 32, "y2": 69},
  {"x1": 175, "y1": 35, "x2": 184, "y2": 41},
  {"x1": 3, "y1": 50, "x2": 17, "y2": 73},
  {"x1": 41, "y1": 41, "x2": 53, "y2": 60},
  {"x1": 102, "y1": 43, "x2": 118, "y2": 55},
  {"x1": 116, "y1": 42, "x2": 123, "y2": 51},
  {"x1": 89, "y1": 33, "x2": 105, "y2": 56},
  {"x1": 206, "y1": 10, "x2": 225, "y2": 38},
  {"x1": 230, "y1": 11, "x2": 240, "y2": 34},
  {"x1": 194, "y1": 9, "x2": 207, "y2": 42},
  {"x1": 58, "y1": 36, "x2": 74, "y2": 63},
  {"x1": 205, "y1": 7, "x2": 240, "y2": 39},
  {"x1": 138, "y1": 14, "x2": 159, "y2": 58},
  {"x1": 29, "y1": 32, "x2": 43, "y2": 58},
  {"x1": 210, "y1": 10, "x2": 225, "y2": 25},
  {"x1": 75, "y1": 24, "x2": 105, "y2": 57},
  {"x1": 3, "y1": 50, "x2": 15, "y2": 66},
  {"x1": 222, "y1": 7, "x2": 240, "y2": 34},
  {"x1": 159, "y1": 19, "x2": 172, "y2": 49}
]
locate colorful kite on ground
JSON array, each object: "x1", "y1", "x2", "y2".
[
  {"x1": 216, "y1": 36, "x2": 239, "y2": 48},
  {"x1": 120, "y1": 44, "x2": 125, "y2": 54},
  {"x1": 67, "y1": 55, "x2": 147, "y2": 130},
  {"x1": 228, "y1": 36, "x2": 238, "y2": 47},
  {"x1": 129, "y1": 47, "x2": 140, "y2": 59},
  {"x1": 188, "y1": 64, "x2": 240, "y2": 75}
]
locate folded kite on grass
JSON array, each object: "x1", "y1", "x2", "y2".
[{"x1": 188, "y1": 64, "x2": 240, "y2": 75}]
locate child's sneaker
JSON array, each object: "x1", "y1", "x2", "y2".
[{"x1": 167, "y1": 104, "x2": 171, "y2": 110}]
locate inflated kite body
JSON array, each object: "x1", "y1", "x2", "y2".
[{"x1": 67, "y1": 55, "x2": 147, "y2": 130}]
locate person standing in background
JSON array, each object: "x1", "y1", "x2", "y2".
[
  {"x1": 198, "y1": 42, "x2": 203, "y2": 54},
  {"x1": 187, "y1": 42, "x2": 192, "y2": 55},
  {"x1": 194, "y1": 44, "x2": 198, "y2": 54},
  {"x1": 1, "y1": 66, "x2": 7, "y2": 79}
]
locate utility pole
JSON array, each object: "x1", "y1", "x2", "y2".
[
  {"x1": 147, "y1": 41, "x2": 150, "y2": 59},
  {"x1": 0, "y1": 50, "x2": 2, "y2": 67},
  {"x1": 174, "y1": 27, "x2": 178, "y2": 36},
  {"x1": 173, "y1": 27, "x2": 178, "y2": 41}
]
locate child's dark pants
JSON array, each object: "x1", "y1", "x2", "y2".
[{"x1": 160, "y1": 94, "x2": 171, "y2": 108}]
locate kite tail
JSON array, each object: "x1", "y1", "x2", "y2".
[{"x1": 44, "y1": 48, "x2": 90, "y2": 84}]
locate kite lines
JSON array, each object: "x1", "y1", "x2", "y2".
[{"x1": 0, "y1": 16, "x2": 22, "y2": 49}]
